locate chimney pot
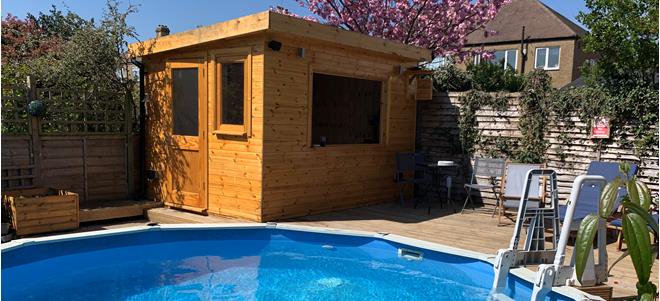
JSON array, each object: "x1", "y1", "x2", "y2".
[{"x1": 155, "y1": 25, "x2": 170, "y2": 37}]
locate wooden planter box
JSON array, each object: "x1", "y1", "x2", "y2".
[{"x1": 3, "y1": 187, "x2": 79, "y2": 236}]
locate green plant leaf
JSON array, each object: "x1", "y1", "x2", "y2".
[
  {"x1": 640, "y1": 293, "x2": 654, "y2": 301},
  {"x1": 574, "y1": 214, "x2": 600, "y2": 282},
  {"x1": 599, "y1": 178, "x2": 621, "y2": 218},
  {"x1": 623, "y1": 201, "x2": 659, "y2": 238},
  {"x1": 622, "y1": 213, "x2": 653, "y2": 284},
  {"x1": 627, "y1": 179, "x2": 640, "y2": 206},
  {"x1": 635, "y1": 181, "x2": 652, "y2": 211}
]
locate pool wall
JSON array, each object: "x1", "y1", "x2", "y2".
[{"x1": 1, "y1": 223, "x2": 602, "y2": 301}]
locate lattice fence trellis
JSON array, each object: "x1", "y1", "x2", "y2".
[
  {"x1": 37, "y1": 88, "x2": 130, "y2": 135},
  {"x1": 1, "y1": 84, "x2": 29, "y2": 135}
]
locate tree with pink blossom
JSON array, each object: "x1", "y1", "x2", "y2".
[{"x1": 273, "y1": 0, "x2": 509, "y2": 59}]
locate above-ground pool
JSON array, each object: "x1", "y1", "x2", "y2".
[{"x1": 2, "y1": 224, "x2": 595, "y2": 300}]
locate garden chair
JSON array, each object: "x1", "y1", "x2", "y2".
[
  {"x1": 461, "y1": 157, "x2": 506, "y2": 214},
  {"x1": 558, "y1": 161, "x2": 638, "y2": 232},
  {"x1": 497, "y1": 162, "x2": 547, "y2": 225},
  {"x1": 395, "y1": 152, "x2": 430, "y2": 206}
]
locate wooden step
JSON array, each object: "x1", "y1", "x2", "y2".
[
  {"x1": 146, "y1": 207, "x2": 244, "y2": 224},
  {"x1": 79, "y1": 200, "x2": 162, "y2": 223}
]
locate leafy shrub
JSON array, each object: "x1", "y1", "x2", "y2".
[
  {"x1": 433, "y1": 62, "x2": 525, "y2": 93},
  {"x1": 549, "y1": 83, "x2": 659, "y2": 156},
  {"x1": 432, "y1": 64, "x2": 471, "y2": 92},
  {"x1": 501, "y1": 68, "x2": 525, "y2": 92},
  {"x1": 468, "y1": 62, "x2": 525, "y2": 92}
]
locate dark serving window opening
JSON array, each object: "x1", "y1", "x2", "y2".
[
  {"x1": 221, "y1": 62, "x2": 245, "y2": 125},
  {"x1": 311, "y1": 73, "x2": 382, "y2": 145},
  {"x1": 172, "y1": 68, "x2": 199, "y2": 136}
]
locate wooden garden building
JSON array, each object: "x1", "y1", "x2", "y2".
[{"x1": 130, "y1": 11, "x2": 431, "y2": 222}]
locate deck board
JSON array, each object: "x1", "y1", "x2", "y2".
[{"x1": 147, "y1": 203, "x2": 656, "y2": 299}]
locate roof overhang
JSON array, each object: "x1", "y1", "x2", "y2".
[{"x1": 129, "y1": 11, "x2": 431, "y2": 62}]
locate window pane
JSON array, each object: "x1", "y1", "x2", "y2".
[
  {"x1": 172, "y1": 68, "x2": 198, "y2": 136},
  {"x1": 506, "y1": 50, "x2": 517, "y2": 70},
  {"x1": 493, "y1": 50, "x2": 506, "y2": 68},
  {"x1": 221, "y1": 62, "x2": 244, "y2": 125},
  {"x1": 547, "y1": 47, "x2": 560, "y2": 69},
  {"x1": 535, "y1": 48, "x2": 547, "y2": 69},
  {"x1": 312, "y1": 73, "x2": 381, "y2": 145}
]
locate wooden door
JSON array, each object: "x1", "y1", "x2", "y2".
[{"x1": 166, "y1": 60, "x2": 207, "y2": 212}]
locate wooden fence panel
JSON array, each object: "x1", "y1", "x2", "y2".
[
  {"x1": 416, "y1": 92, "x2": 659, "y2": 206},
  {"x1": 3, "y1": 135, "x2": 135, "y2": 204},
  {"x1": 2, "y1": 82, "x2": 138, "y2": 204},
  {"x1": 1, "y1": 137, "x2": 35, "y2": 189}
]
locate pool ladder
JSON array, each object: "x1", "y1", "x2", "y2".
[{"x1": 489, "y1": 170, "x2": 608, "y2": 301}]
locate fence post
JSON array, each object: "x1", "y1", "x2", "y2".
[
  {"x1": 27, "y1": 76, "x2": 43, "y2": 187},
  {"x1": 82, "y1": 137, "x2": 89, "y2": 202}
]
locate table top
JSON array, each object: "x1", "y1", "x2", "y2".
[{"x1": 426, "y1": 161, "x2": 459, "y2": 167}]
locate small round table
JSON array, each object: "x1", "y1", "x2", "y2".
[{"x1": 425, "y1": 160, "x2": 459, "y2": 212}]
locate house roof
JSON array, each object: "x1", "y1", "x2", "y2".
[
  {"x1": 129, "y1": 11, "x2": 431, "y2": 62},
  {"x1": 465, "y1": 0, "x2": 588, "y2": 46}
]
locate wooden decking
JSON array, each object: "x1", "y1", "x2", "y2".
[{"x1": 148, "y1": 203, "x2": 656, "y2": 299}]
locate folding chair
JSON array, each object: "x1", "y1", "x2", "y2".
[
  {"x1": 395, "y1": 152, "x2": 429, "y2": 206},
  {"x1": 498, "y1": 163, "x2": 547, "y2": 225},
  {"x1": 461, "y1": 157, "x2": 506, "y2": 214}
]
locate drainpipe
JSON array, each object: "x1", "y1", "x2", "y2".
[
  {"x1": 520, "y1": 26, "x2": 526, "y2": 74},
  {"x1": 131, "y1": 59, "x2": 146, "y2": 199}
]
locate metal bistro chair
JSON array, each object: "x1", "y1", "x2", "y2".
[
  {"x1": 462, "y1": 157, "x2": 506, "y2": 214},
  {"x1": 395, "y1": 152, "x2": 430, "y2": 207}
]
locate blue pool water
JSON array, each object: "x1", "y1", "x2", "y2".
[{"x1": 2, "y1": 228, "x2": 575, "y2": 300}]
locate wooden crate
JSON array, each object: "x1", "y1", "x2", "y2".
[{"x1": 3, "y1": 187, "x2": 79, "y2": 236}]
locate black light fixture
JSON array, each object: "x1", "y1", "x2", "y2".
[{"x1": 268, "y1": 40, "x2": 282, "y2": 51}]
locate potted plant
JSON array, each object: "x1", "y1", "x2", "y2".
[{"x1": 575, "y1": 163, "x2": 658, "y2": 300}]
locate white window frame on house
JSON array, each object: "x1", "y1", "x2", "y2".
[
  {"x1": 499, "y1": 49, "x2": 518, "y2": 70},
  {"x1": 535, "y1": 47, "x2": 561, "y2": 70},
  {"x1": 480, "y1": 50, "x2": 517, "y2": 70}
]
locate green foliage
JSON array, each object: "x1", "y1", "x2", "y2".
[
  {"x1": 26, "y1": 1, "x2": 138, "y2": 95},
  {"x1": 457, "y1": 91, "x2": 509, "y2": 154},
  {"x1": 433, "y1": 64, "x2": 471, "y2": 92},
  {"x1": 577, "y1": 0, "x2": 659, "y2": 86},
  {"x1": 456, "y1": 70, "x2": 552, "y2": 162},
  {"x1": 575, "y1": 214, "x2": 599, "y2": 281},
  {"x1": 433, "y1": 62, "x2": 524, "y2": 93},
  {"x1": 516, "y1": 71, "x2": 552, "y2": 163},
  {"x1": 468, "y1": 62, "x2": 524, "y2": 92},
  {"x1": 1, "y1": 1, "x2": 140, "y2": 134},
  {"x1": 548, "y1": 84, "x2": 659, "y2": 156},
  {"x1": 575, "y1": 163, "x2": 658, "y2": 300}
]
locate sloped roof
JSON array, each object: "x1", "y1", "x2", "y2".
[
  {"x1": 129, "y1": 11, "x2": 431, "y2": 62},
  {"x1": 465, "y1": 0, "x2": 588, "y2": 46}
]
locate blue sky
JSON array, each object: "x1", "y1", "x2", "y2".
[{"x1": 2, "y1": 0, "x2": 587, "y2": 42}]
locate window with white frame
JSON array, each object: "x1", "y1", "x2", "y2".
[
  {"x1": 492, "y1": 49, "x2": 517, "y2": 70},
  {"x1": 476, "y1": 50, "x2": 516, "y2": 70},
  {"x1": 535, "y1": 47, "x2": 560, "y2": 70}
]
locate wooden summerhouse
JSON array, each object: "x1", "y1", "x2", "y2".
[{"x1": 130, "y1": 11, "x2": 431, "y2": 222}]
